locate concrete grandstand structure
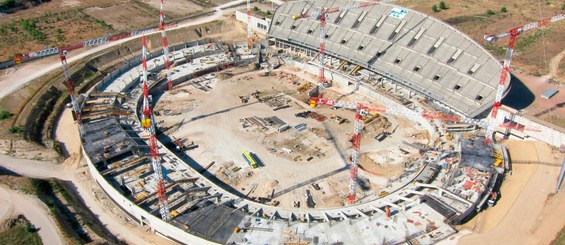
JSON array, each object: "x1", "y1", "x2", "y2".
[
  {"x1": 70, "y1": 2, "x2": 514, "y2": 244},
  {"x1": 268, "y1": 0, "x2": 508, "y2": 118}
]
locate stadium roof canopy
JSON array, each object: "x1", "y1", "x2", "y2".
[{"x1": 268, "y1": 0, "x2": 506, "y2": 117}]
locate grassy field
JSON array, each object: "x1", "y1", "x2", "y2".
[{"x1": 0, "y1": 221, "x2": 42, "y2": 245}]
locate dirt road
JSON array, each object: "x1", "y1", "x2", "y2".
[
  {"x1": 0, "y1": 153, "x2": 176, "y2": 245},
  {"x1": 549, "y1": 49, "x2": 565, "y2": 80},
  {"x1": 456, "y1": 140, "x2": 565, "y2": 245},
  {"x1": 0, "y1": 185, "x2": 65, "y2": 245},
  {"x1": 0, "y1": 0, "x2": 246, "y2": 99}
]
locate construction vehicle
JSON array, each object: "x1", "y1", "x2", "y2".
[
  {"x1": 173, "y1": 136, "x2": 185, "y2": 152},
  {"x1": 242, "y1": 150, "x2": 258, "y2": 169},
  {"x1": 487, "y1": 191, "x2": 498, "y2": 207}
]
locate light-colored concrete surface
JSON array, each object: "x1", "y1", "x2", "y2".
[{"x1": 0, "y1": 185, "x2": 65, "y2": 245}]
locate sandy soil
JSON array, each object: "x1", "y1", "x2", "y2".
[
  {"x1": 83, "y1": 3, "x2": 157, "y2": 31},
  {"x1": 549, "y1": 49, "x2": 565, "y2": 82},
  {"x1": 0, "y1": 185, "x2": 65, "y2": 245},
  {"x1": 457, "y1": 140, "x2": 565, "y2": 245},
  {"x1": 140, "y1": 0, "x2": 204, "y2": 17},
  {"x1": 156, "y1": 66, "x2": 427, "y2": 208},
  {"x1": 53, "y1": 108, "x2": 82, "y2": 156}
]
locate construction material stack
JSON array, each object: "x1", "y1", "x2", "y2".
[
  {"x1": 159, "y1": 0, "x2": 174, "y2": 91},
  {"x1": 483, "y1": 13, "x2": 564, "y2": 143},
  {"x1": 59, "y1": 51, "x2": 82, "y2": 122},
  {"x1": 310, "y1": 96, "x2": 461, "y2": 204},
  {"x1": 141, "y1": 35, "x2": 171, "y2": 222}
]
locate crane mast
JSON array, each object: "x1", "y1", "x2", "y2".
[
  {"x1": 293, "y1": 0, "x2": 382, "y2": 97},
  {"x1": 159, "y1": 0, "x2": 173, "y2": 91},
  {"x1": 59, "y1": 51, "x2": 82, "y2": 122},
  {"x1": 141, "y1": 35, "x2": 171, "y2": 221},
  {"x1": 483, "y1": 13, "x2": 564, "y2": 142},
  {"x1": 311, "y1": 96, "x2": 460, "y2": 204},
  {"x1": 247, "y1": 0, "x2": 253, "y2": 50}
]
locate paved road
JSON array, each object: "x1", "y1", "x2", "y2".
[
  {"x1": 0, "y1": 0, "x2": 246, "y2": 99},
  {"x1": 0, "y1": 186, "x2": 65, "y2": 245}
]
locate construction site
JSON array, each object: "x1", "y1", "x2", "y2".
[{"x1": 2, "y1": 0, "x2": 564, "y2": 244}]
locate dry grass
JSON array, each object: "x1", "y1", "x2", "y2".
[{"x1": 396, "y1": 0, "x2": 565, "y2": 77}]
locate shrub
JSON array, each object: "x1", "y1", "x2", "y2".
[
  {"x1": 253, "y1": 6, "x2": 259, "y2": 12},
  {"x1": 501, "y1": 7, "x2": 508, "y2": 12},
  {"x1": 439, "y1": 1, "x2": 448, "y2": 10},
  {"x1": 8, "y1": 126, "x2": 23, "y2": 134},
  {"x1": 432, "y1": 4, "x2": 439, "y2": 13},
  {"x1": 0, "y1": 110, "x2": 13, "y2": 120},
  {"x1": 487, "y1": 9, "x2": 496, "y2": 15},
  {"x1": 0, "y1": 0, "x2": 16, "y2": 9}
]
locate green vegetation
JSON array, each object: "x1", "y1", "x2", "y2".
[
  {"x1": 266, "y1": 10, "x2": 272, "y2": 16},
  {"x1": 93, "y1": 19, "x2": 112, "y2": 29},
  {"x1": 19, "y1": 18, "x2": 46, "y2": 42},
  {"x1": 552, "y1": 226, "x2": 565, "y2": 245},
  {"x1": 501, "y1": 7, "x2": 508, "y2": 13},
  {"x1": 0, "y1": 0, "x2": 16, "y2": 10},
  {"x1": 8, "y1": 126, "x2": 23, "y2": 134},
  {"x1": 432, "y1": 4, "x2": 439, "y2": 13},
  {"x1": 54, "y1": 28, "x2": 64, "y2": 42},
  {"x1": 516, "y1": 29, "x2": 545, "y2": 50},
  {"x1": 439, "y1": 1, "x2": 448, "y2": 10},
  {"x1": 487, "y1": 9, "x2": 496, "y2": 15},
  {"x1": 562, "y1": 3, "x2": 565, "y2": 10},
  {"x1": 253, "y1": 6, "x2": 260, "y2": 12},
  {"x1": 0, "y1": 110, "x2": 13, "y2": 120},
  {"x1": 0, "y1": 222, "x2": 42, "y2": 245}
]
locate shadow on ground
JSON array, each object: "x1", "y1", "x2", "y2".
[{"x1": 501, "y1": 74, "x2": 536, "y2": 110}]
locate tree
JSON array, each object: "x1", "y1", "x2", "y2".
[
  {"x1": 439, "y1": 1, "x2": 448, "y2": 10},
  {"x1": 432, "y1": 4, "x2": 439, "y2": 13},
  {"x1": 500, "y1": 7, "x2": 508, "y2": 12},
  {"x1": 486, "y1": 9, "x2": 496, "y2": 15},
  {"x1": 266, "y1": 10, "x2": 272, "y2": 16},
  {"x1": 253, "y1": 6, "x2": 259, "y2": 12}
]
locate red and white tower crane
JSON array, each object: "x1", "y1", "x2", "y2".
[
  {"x1": 483, "y1": 13, "x2": 564, "y2": 143},
  {"x1": 293, "y1": 0, "x2": 384, "y2": 97},
  {"x1": 310, "y1": 97, "x2": 459, "y2": 204},
  {"x1": 247, "y1": 0, "x2": 253, "y2": 50},
  {"x1": 141, "y1": 35, "x2": 171, "y2": 221},
  {"x1": 159, "y1": 0, "x2": 174, "y2": 91},
  {"x1": 59, "y1": 51, "x2": 82, "y2": 122}
]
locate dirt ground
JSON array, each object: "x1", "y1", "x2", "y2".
[
  {"x1": 140, "y1": 0, "x2": 204, "y2": 17},
  {"x1": 512, "y1": 71, "x2": 565, "y2": 129},
  {"x1": 0, "y1": 0, "x2": 220, "y2": 60},
  {"x1": 155, "y1": 65, "x2": 428, "y2": 208},
  {"x1": 450, "y1": 140, "x2": 565, "y2": 245}
]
